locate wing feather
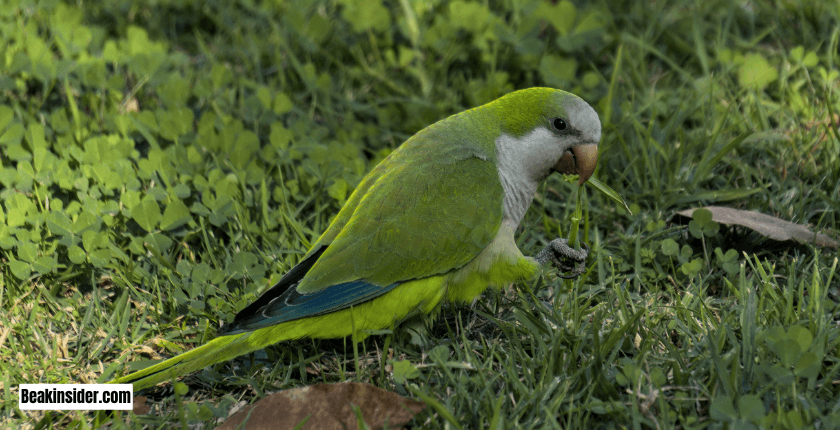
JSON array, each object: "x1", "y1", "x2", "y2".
[{"x1": 223, "y1": 129, "x2": 504, "y2": 333}]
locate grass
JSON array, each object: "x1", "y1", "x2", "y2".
[{"x1": 1, "y1": 0, "x2": 839, "y2": 428}]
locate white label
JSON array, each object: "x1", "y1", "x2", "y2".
[{"x1": 18, "y1": 384, "x2": 133, "y2": 410}]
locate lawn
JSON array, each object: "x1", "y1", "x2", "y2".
[{"x1": 1, "y1": 0, "x2": 838, "y2": 428}]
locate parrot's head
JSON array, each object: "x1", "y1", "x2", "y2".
[{"x1": 492, "y1": 88, "x2": 601, "y2": 186}]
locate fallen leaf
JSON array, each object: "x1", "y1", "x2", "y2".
[
  {"x1": 133, "y1": 396, "x2": 150, "y2": 415},
  {"x1": 677, "y1": 206, "x2": 838, "y2": 248},
  {"x1": 216, "y1": 382, "x2": 426, "y2": 430}
]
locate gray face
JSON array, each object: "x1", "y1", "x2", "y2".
[
  {"x1": 554, "y1": 96, "x2": 600, "y2": 184},
  {"x1": 561, "y1": 96, "x2": 602, "y2": 147}
]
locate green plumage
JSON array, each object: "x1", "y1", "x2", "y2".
[
  {"x1": 111, "y1": 88, "x2": 599, "y2": 391},
  {"x1": 299, "y1": 129, "x2": 503, "y2": 292}
]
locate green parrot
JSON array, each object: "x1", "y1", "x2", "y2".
[{"x1": 112, "y1": 87, "x2": 600, "y2": 391}]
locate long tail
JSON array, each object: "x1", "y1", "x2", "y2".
[
  {"x1": 111, "y1": 331, "x2": 255, "y2": 391},
  {"x1": 111, "y1": 275, "x2": 449, "y2": 391}
]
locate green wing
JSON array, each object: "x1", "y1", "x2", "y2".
[
  {"x1": 221, "y1": 128, "x2": 504, "y2": 334},
  {"x1": 298, "y1": 130, "x2": 504, "y2": 292}
]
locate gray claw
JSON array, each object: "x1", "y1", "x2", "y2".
[{"x1": 535, "y1": 239, "x2": 590, "y2": 279}]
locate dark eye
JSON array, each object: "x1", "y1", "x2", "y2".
[{"x1": 552, "y1": 117, "x2": 567, "y2": 131}]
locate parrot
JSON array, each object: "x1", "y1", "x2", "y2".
[{"x1": 112, "y1": 87, "x2": 600, "y2": 391}]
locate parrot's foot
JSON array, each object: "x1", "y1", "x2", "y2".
[{"x1": 535, "y1": 239, "x2": 590, "y2": 279}]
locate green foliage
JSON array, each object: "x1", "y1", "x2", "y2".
[
  {"x1": 688, "y1": 208, "x2": 719, "y2": 239},
  {"x1": 389, "y1": 359, "x2": 421, "y2": 385},
  {"x1": 1, "y1": 0, "x2": 839, "y2": 428}
]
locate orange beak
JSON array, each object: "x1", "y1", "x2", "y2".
[{"x1": 553, "y1": 144, "x2": 598, "y2": 186}]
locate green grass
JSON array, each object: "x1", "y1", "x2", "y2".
[{"x1": 1, "y1": 0, "x2": 839, "y2": 428}]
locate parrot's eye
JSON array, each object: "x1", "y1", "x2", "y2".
[{"x1": 552, "y1": 117, "x2": 567, "y2": 131}]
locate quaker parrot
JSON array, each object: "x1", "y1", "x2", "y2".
[{"x1": 113, "y1": 87, "x2": 600, "y2": 390}]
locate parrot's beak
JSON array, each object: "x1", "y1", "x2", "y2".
[{"x1": 553, "y1": 144, "x2": 598, "y2": 186}]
